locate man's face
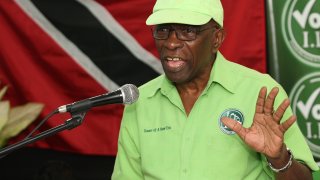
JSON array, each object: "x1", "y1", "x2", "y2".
[{"x1": 154, "y1": 22, "x2": 218, "y2": 84}]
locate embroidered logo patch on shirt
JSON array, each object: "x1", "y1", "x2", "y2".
[{"x1": 219, "y1": 108, "x2": 244, "y2": 135}]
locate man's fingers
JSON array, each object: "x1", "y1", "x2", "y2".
[
  {"x1": 281, "y1": 115, "x2": 297, "y2": 132},
  {"x1": 264, "y1": 87, "x2": 279, "y2": 115},
  {"x1": 273, "y1": 99, "x2": 290, "y2": 123},
  {"x1": 256, "y1": 87, "x2": 267, "y2": 114},
  {"x1": 221, "y1": 117, "x2": 246, "y2": 139}
]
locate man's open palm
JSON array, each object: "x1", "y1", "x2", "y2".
[{"x1": 221, "y1": 87, "x2": 296, "y2": 159}]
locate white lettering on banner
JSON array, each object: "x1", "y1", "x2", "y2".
[
  {"x1": 312, "y1": 104, "x2": 320, "y2": 121},
  {"x1": 303, "y1": 31, "x2": 320, "y2": 48},
  {"x1": 309, "y1": 13, "x2": 320, "y2": 29},
  {"x1": 297, "y1": 88, "x2": 320, "y2": 119},
  {"x1": 303, "y1": 31, "x2": 309, "y2": 48},
  {"x1": 307, "y1": 122, "x2": 312, "y2": 138},
  {"x1": 292, "y1": 0, "x2": 316, "y2": 29},
  {"x1": 306, "y1": 122, "x2": 320, "y2": 139}
]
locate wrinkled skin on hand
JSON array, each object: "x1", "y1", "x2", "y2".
[{"x1": 221, "y1": 87, "x2": 296, "y2": 159}]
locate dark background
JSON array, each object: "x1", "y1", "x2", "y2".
[{"x1": 0, "y1": 147, "x2": 115, "y2": 180}]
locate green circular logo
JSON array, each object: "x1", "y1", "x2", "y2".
[
  {"x1": 219, "y1": 109, "x2": 244, "y2": 135},
  {"x1": 289, "y1": 72, "x2": 320, "y2": 158},
  {"x1": 282, "y1": 0, "x2": 320, "y2": 66}
]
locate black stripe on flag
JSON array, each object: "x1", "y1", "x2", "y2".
[{"x1": 31, "y1": 0, "x2": 160, "y2": 87}]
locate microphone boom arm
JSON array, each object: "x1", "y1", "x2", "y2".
[
  {"x1": 0, "y1": 84, "x2": 139, "y2": 157},
  {"x1": 0, "y1": 112, "x2": 86, "y2": 157}
]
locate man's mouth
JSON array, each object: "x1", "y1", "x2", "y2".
[
  {"x1": 166, "y1": 57, "x2": 181, "y2": 61},
  {"x1": 164, "y1": 56, "x2": 186, "y2": 71}
]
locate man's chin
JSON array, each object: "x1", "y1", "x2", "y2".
[{"x1": 166, "y1": 76, "x2": 188, "y2": 85}]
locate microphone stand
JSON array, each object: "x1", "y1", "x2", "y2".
[{"x1": 0, "y1": 112, "x2": 86, "y2": 157}]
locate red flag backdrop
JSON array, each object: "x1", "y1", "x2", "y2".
[{"x1": 0, "y1": 0, "x2": 266, "y2": 156}]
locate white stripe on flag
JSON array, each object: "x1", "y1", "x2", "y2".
[
  {"x1": 77, "y1": 0, "x2": 164, "y2": 74},
  {"x1": 15, "y1": 0, "x2": 120, "y2": 91}
]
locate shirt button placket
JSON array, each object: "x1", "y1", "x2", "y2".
[{"x1": 180, "y1": 116, "x2": 193, "y2": 180}]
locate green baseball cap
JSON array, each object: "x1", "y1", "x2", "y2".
[{"x1": 146, "y1": 0, "x2": 224, "y2": 26}]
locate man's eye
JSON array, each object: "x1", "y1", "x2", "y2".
[
  {"x1": 182, "y1": 27, "x2": 197, "y2": 33},
  {"x1": 157, "y1": 26, "x2": 170, "y2": 32}
]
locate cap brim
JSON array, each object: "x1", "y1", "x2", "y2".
[{"x1": 146, "y1": 9, "x2": 211, "y2": 25}]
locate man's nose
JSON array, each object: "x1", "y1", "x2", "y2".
[{"x1": 164, "y1": 30, "x2": 184, "y2": 49}]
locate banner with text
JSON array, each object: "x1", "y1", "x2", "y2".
[{"x1": 266, "y1": 0, "x2": 320, "y2": 164}]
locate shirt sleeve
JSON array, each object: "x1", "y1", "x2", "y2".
[{"x1": 112, "y1": 104, "x2": 143, "y2": 180}]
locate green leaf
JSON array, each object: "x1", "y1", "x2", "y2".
[
  {"x1": 0, "y1": 101, "x2": 10, "y2": 131},
  {"x1": 0, "y1": 86, "x2": 8, "y2": 101},
  {"x1": 0, "y1": 103, "x2": 44, "y2": 147}
]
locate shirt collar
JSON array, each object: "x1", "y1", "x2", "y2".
[
  {"x1": 147, "y1": 51, "x2": 237, "y2": 98},
  {"x1": 210, "y1": 52, "x2": 237, "y2": 93},
  {"x1": 146, "y1": 74, "x2": 175, "y2": 98}
]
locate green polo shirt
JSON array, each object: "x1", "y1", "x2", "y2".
[{"x1": 112, "y1": 52, "x2": 319, "y2": 180}]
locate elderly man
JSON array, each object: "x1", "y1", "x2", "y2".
[{"x1": 112, "y1": 0, "x2": 319, "y2": 179}]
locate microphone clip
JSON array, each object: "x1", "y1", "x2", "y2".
[{"x1": 67, "y1": 111, "x2": 87, "y2": 130}]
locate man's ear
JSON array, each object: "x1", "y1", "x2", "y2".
[{"x1": 212, "y1": 28, "x2": 226, "y2": 53}]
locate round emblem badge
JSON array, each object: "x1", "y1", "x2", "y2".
[
  {"x1": 219, "y1": 109, "x2": 244, "y2": 135},
  {"x1": 289, "y1": 72, "x2": 320, "y2": 158}
]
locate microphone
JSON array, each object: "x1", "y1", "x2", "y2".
[{"x1": 58, "y1": 84, "x2": 139, "y2": 114}]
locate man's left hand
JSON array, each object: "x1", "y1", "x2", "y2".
[{"x1": 221, "y1": 86, "x2": 296, "y2": 159}]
